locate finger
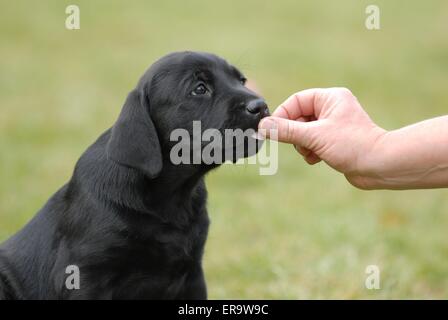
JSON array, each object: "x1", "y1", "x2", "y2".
[
  {"x1": 272, "y1": 88, "x2": 325, "y2": 120},
  {"x1": 295, "y1": 145, "x2": 321, "y2": 164},
  {"x1": 259, "y1": 116, "x2": 321, "y2": 147},
  {"x1": 305, "y1": 153, "x2": 322, "y2": 165},
  {"x1": 294, "y1": 145, "x2": 311, "y2": 157}
]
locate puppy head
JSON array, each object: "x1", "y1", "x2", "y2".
[{"x1": 107, "y1": 51, "x2": 269, "y2": 177}]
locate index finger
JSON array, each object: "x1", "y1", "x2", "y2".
[{"x1": 272, "y1": 88, "x2": 325, "y2": 120}]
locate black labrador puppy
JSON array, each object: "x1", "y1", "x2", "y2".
[{"x1": 0, "y1": 51, "x2": 268, "y2": 299}]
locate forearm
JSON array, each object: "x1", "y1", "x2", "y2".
[{"x1": 358, "y1": 116, "x2": 448, "y2": 190}]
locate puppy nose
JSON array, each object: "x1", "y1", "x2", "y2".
[{"x1": 246, "y1": 99, "x2": 269, "y2": 116}]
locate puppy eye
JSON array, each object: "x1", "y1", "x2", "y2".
[{"x1": 191, "y1": 84, "x2": 208, "y2": 96}]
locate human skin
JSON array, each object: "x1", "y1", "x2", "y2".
[{"x1": 258, "y1": 87, "x2": 448, "y2": 190}]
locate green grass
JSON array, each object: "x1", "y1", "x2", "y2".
[{"x1": 1, "y1": 0, "x2": 448, "y2": 298}]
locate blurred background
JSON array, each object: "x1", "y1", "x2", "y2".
[{"x1": 1, "y1": 0, "x2": 447, "y2": 298}]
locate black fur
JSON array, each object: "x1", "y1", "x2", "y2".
[{"x1": 0, "y1": 51, "x2": 268, "y2": 299}]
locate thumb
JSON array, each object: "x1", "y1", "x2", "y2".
[{"x1": 258, "y1": 116, "x2": 318, "y2": 147}]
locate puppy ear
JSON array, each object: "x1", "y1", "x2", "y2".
[{"x1": 106, "y1": 89, "x2": 162, "y2": 178}]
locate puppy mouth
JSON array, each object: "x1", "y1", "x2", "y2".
[
  {"x1": 223, "y1": 109, "x2": 269, "y2": 162},
  {"x1": 187, "y1": 103, "x2": 269, "y2": 164}
]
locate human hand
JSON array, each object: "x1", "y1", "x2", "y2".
[{"x1": 259, "y1": 88, "x2": 387, "y2": 188}]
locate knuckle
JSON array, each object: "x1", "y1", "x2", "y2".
[
  {"x1": 337, "y1": 87, "x2": 355, "y2": 99},
  {"x1": 346, "y1": 174, "x2": 373, "y2": 190},
  {"x1": 280, "y1": 104, "x2": 291, "y2": 119},
  {"x1": 338, "y1": 87, "x2": 351, "y2": 93}
]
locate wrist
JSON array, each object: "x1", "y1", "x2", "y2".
[
  {"x1": 346, "y1": 127, "x2": 392, "y2": 190},
  {"x1": 346, "y1": 116, "x2": 448, "y2": 190}
]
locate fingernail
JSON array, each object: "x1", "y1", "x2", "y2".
[{"x1": 259, "y1": 118, "x2": 278, "y2": 131}]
